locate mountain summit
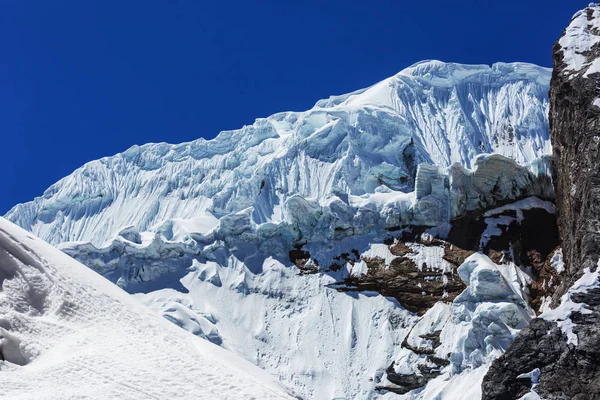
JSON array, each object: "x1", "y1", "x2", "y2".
[
  {"x1": 6, "y1": 61, "x2": 551, "y2": 246},
  {"x1": 3, "y1": 60, "x2": 559, "y2": 399}
]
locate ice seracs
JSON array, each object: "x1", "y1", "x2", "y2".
[
  {"x1": 6, "y1": 61, "x2": 551, "y2": 246},
  {"x1": 2, "y1": 59, "x2": 558, "y2": 399}
]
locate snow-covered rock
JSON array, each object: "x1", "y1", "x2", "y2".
[
  {"x1": 483, "y1": 5, "x2": 600, "y2": 398},
  {"x1": 0, "y1": 217, "x2": 294, "y2": 399},
  {"x1": 378, "y1": 254, "x2": 534, "y2": 399},
  {"x1": 6, "y1": 61, "x2": 551, "y2": 246}
]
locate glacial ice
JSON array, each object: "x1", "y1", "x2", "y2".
[
  {"x1": 58, "y1": 154, "x2": 553, "y2": 293},
  {"x1": 387, "y1": 254, "x2": 534, "y2": 399},
  {"x1": 3, "y1": 60, "x2": 557, "y2": 399},
  {"x1": 6, "y1": 61, "x2": 551, "y2": 246}
]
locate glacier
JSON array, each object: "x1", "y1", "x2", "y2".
[
  {"x1": 6, "y1": 60, "x2": 551, "y2": 246},
  {"x1": 4, "y1": 60, "x2": 557, "y2": 399}
]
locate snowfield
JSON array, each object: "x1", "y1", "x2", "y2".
[{"x1": 0, "y1": 217, "x2": 294, "y2": 400}]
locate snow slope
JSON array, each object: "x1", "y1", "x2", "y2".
[
  {"x1": 6, "y1": 61, "x2": 551, "y2": 246},
  {"x1": 0, "y1": 217, "x2": 294, "y2": 400},
  {"x1": 122, "y1": 235, "x2": 535, "y2": 399},
  {"x1": 50, "y1": 195, "x2": 548, "y2": 399}
]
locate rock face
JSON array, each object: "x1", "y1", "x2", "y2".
[
  {"x1": 550, "y1": 3, "x2": 600, "y2": 298},
  {"x1": 336, "y1": 197, "x2": 559, "y2": 317},
  {"x1": 483, "y1": 5, "x2": 600, "y2": 399}
]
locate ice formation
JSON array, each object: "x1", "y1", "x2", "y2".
[
  {"x1": 6, "y1": 61, "x2": 551, "y2": 246},
  {"x1": 380, "y1": 254, "x2": 534, "y2": 399},
  {"x1": 3, "y1": 60, "x2": 556, "y2": 399}
]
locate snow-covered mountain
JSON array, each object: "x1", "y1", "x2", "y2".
[
  {"x1": 4, "y1": 60, "x2": 558, "y2": 399},
  {"x1": 0, "y1": 217, "x2": 294, "y2": 400},
  {"x1": 6, "y1": 60, "x2": 551, "y2": 246}
]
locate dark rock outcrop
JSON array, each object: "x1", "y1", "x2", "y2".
[
  {"x1": 339, "y1": 252, "x2": 466, "y2": 315},
  {"x1": 483, "y1": 5, "x2": 600, "y2": 399},
  {"x1": 334, "y1": 199, "x2": 559, "y2": 316}
]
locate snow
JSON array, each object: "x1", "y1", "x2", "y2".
[
  {"x1": 479, "y1": 197, "x2": 555, "y2": 248},
  {"x1": 558, "y1": 4, "x2": 600, "y2": 77},
  {"x1": 0, "y1": 217, "x2": 294, "y2": 400},
  {"x1": 1, "y1": 59, "x2": 557, "y2": 399},
  {"x1": 518, "y1": 391, "x2": 542, "y2": 400},
  {"x1": 6, "y1": 61, "x2": 551, "y2": 247},
  {"x1": 517, "y1": 368, "x2": 541, "y2": 384},
  {"x1": 446, "y1": 255, "x2": 533, "y2": 370},
  {"x1": 549, "y1": 248, "x2": 565, "y2": 275},
  {"x1": 25, "y1": 187, "x2": 553, "y2": 398},
  {"x1": 406, "y1": 242, "x2": 454, "y2": 273},
  {"x1": 375, "y1": 253, "x2": 534, "y2": 399},
  {"x1": 516, "y1": 368, "x2": 541, "y2": 400},
  {"x1": 395, "y1": 364, "x2": 490, "y2": 400},
  {"x1": 540, "y1": 261, "x2": 600, "y2": 345},
  {"x1": 135, "y1": 254, "x2": 414, "y2": 399},
  {"x1": 482, "y1": 197, "x2": 555, "y2": 221},
  {"x1": 361, "y1": 243, "x2": 398, "y2": 265},
  {"x1": 480, "y1": 215, "x2": 516, "y2": 248}
]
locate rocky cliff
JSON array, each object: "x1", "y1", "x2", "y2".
[{"x1": 482, "y1": 5, "x2": 600, "y2": 399}]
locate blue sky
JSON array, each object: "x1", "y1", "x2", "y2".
[{"x1": 0, "y1": 0, "x2": 589, "y2": 214}]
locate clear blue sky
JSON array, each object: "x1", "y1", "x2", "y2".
[{"x1": 0, "y1": 0, "x2": 589, "y2": 214}]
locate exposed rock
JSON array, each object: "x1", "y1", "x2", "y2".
[
  {"x1": 376, "y1": 357, "x2": 447, "y2": 395},
  {"x1": 336, "y1": 198, "x2": 559, "y2": 316},
  {"x1": 377, "y1": 361, "x2": 430, "y2": 394},
  {"x1": 289, "y1": 247, "x2": 319, "y2": 274},
  {"x1": 389, "y1": 241, "x2": 414, "y2": 257},
  {"x1": 483, "y1": 289, "x2": 600, "y2": 400},
  {"x1": 483, "y1": 5, "x2": 600, "y2": 399},
  {"x1": 339, "y1": 252, "x2": 465, "y2": 315}
]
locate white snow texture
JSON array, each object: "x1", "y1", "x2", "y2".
[
  {"x1": 6, "y1": 61, "x2": 551, "y2": 246},
  {"x1": 0, "y1": 218, "x2": 294, "y2": 400},
  {"x1": 3, "y1": 60, "x2": 556, "y2": 399}
]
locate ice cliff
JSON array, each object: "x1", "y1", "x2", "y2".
[{"x1": 6, "y1": 61, "x2": 551, "y2": 246}]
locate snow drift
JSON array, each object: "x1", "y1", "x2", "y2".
[{"x1": 0, "y1": 217, "x2": 294, "y2": 400}]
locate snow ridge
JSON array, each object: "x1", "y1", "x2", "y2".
[
  {"x1": 0, "y1": 217, "x2": 294, "y2": 400},
  {"x1": 6, "y1": 61, "x2": 551, "y2": 246}
]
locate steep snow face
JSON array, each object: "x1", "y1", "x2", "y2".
[
  {"x1": 136, "y1": 258, "x2": 413, "y2": 400},
  {"x1": 53, "y1": 195, "x2": 554, "y2": 399},
  {"x1": 378, "y1": 253, "x2": 534, "y2": 399},
  {"x1": 77, "y1": 227, "x2": 534, "y2": 399},
  {"x1": 6, "y1": 61, "x2": 551, "y2": 245},
  {"x1": 0, "y1": 218, "x2": 294, "y2": 400},
  {"x1": 557, "y1": 4, "x2": 600, "y2": 77}
]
